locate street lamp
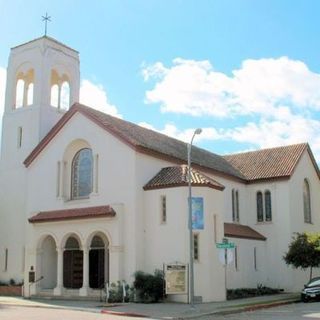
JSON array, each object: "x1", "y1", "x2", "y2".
[{"x1": 188, "y1": 128, "x2": 202, "y2": 307}]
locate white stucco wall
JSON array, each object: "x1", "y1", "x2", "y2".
[
  {"x1": 24, "y1": 113, "x2": 137, "y2": 288},
  {"x1": 144, "y1": 185, "x2": 225, "y2": 302},
  {"x1": 226, "y1": 238, "x2": 268, "y2": 289},
  {"x1": 288, "y1": 151, "x2": 320, "y2": 289}
]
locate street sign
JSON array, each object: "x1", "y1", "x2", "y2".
[{"x1": 216, "y1": 242, "x2": 235, "y2": 249}]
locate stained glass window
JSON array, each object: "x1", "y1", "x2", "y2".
[
  {"x1": 257, "y1": 192, "x2": 263, "y2": 222},
  {"x1": 161, "y1": 195, "x2": 166, "y2": 224},
  {"x1": 71, "y1": 148, "x2": 93, "y2": 199},
  {"x1": 231, "y1": 189, "x2": 235, "y2": 221},
  {"x1": 232, "y1": 189, "x2": 240, "y2": 222},
  {"x1": 193, "y1": 233, "x2": 199, "y2": 261},
  {"x1": 303, "y1": 179, "x2": 311, "y2": 223},
  {"x1": 265, "y1": 190, "x2": 272, "y2": 221},
  {"x1": 235, "y1": 190, "x2": 239, "y2": 222}
]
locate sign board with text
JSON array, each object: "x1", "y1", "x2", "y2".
[
  {"x1": 165, "y1": 264, "x2": 188, "y2": 295},
  {"x1": 216, "y1": 242, "x2": 235, "y2": 249}
]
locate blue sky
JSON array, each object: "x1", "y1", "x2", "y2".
[{"x1": 1, "y1": 1, "x2": 320, "y2": 159}]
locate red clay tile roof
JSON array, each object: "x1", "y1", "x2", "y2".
[
  {"x1": 28, "y1": 205, "x2": 115, "y2": 223},
  {"x1": 224, "y1": 223, "x2": 266, "y2": 241},
  {"x1": 223, "y1": 143, "x2": 319, "y2": 181},
  {"x1": 143, "y1": 165, "x2": 225, "y2": 191},
  {"x1": 23, "y1": 104, "x2": 319, "y2": 183},
  {"x1": 23, "y1": 103, "x2": 245, "y2": 180}
]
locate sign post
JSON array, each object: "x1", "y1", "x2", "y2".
[{"x1": 216, "y1": 239, "x2": 235, "y2": 299}]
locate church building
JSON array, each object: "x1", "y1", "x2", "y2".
[{"x1": 0, "y1": 36, "x2": 319, "y2": 302}]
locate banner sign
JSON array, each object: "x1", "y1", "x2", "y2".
[
  {"x1": 192, "y1": 197, "x2": 204, "y2": 230},
  {"x1": 165, "y1": 264, "x2": 188, "y2": 295}
]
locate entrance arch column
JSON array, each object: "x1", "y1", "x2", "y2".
[
  {"x1": 80, "y1": 246, "x2": 89, "y2": 296},
  {"x1": 54, "y1": 247, "x2": 63, "y2": 296}
]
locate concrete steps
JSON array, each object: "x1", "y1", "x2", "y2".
[{"x1": 31, "y1": 289, "x2": 105, "y2": 301}]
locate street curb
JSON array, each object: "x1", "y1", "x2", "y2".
[
  {"x1": 101, "y1": 310, "x2": 149, "y2": 317},
  {"x1": 212, "y1": 298, "x2": 300, "y2": 316},
  {"x1": 100, "y1": 298, "x2": 300, "y2": 319}
]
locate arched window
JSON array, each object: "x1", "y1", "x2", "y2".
[
  {"x1": 60, "y1": 81, "x2": 70, "y2": 110},
  {"x1": 65, "y1": 236, "x2": 80, "y2": 250},
  {"x1": 303, "y1": 179, "x2": 312, "y2": 223},
  {"x1": 232, "y1": 189, "x2": 240, "y2": 222},
  {"x1": 15, "y1": 79, "x2": 24, "y2": 108},
  {"x1": 90, "y1": 235, "x2": 105, "y2": 249},
  {"x1": 71, "y1": 148, "x2": 93, "y2": 199},
  {"x1": 50, "y1": 84, "x2": 59, "y2": 107},
  {"x1": 265, "y1": 190, "x2": 272, "y2": 221},
  {"x1": 27, "y1": 83, "x2": 34, "y2": 105},
  {"x1": 257, "y1": 191, "x2": 263, "y2": 222},
  {"x1": 257, "y1": 190, "x2": 272, "y2": 222}
]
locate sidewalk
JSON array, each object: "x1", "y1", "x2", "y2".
[{"x1": 0, "y1": 293, "x2": 300, "y2": 319}]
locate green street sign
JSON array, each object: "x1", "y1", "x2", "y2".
[{"x1": 216, "y1": 242, "x2": 235, "y2": 249}]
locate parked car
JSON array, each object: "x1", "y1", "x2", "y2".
[{"x1": 301, "y1": 277, "x2": 320, "y2": 302}]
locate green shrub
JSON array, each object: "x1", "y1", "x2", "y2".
[
  {"x1": 133, "y1": 270, "x2": 164, "y2": 303},
  {"x1": 227, "y1": 285, "x2": 281, "y2": 300},
  {"x1": 107, "y1": 281, "x2": 132, "y2": 303}
]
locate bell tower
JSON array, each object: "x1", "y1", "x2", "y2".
[
  {"x1": 1, "y1": 36, "x2": 80, "y2": 167},
  {"x1": 0, "y1": 36, "x2": 79, "y2": 283}
]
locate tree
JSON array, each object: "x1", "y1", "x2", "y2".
[{"x1": 284, "y1": 232, "x2": 320, "y2": 280}]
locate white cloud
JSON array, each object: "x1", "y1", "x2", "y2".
[
  {"x1": 144, "y1": 59, "x2": 233, "y2": 117},
  {"x1": 224, "y1": 115, "x2": 320, "y2": 159},
  {"x1": 143, "y1": 57, "x2": 320, "y2": 161},
  {"x1": 80, "y1": 79, "x2": 121, "y2": 118},
  {"x1": 143, "y1": 57, "x2": 320, "y2": 118}
]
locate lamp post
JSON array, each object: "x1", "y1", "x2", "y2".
[{"x1": 188, "y1": 128, "x2": 202, "y2": 307}]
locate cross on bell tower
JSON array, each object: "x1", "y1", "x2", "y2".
[{"x1": 42, "y1": 13, "x2": 51, "y2": 36}]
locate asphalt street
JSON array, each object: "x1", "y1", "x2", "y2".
[
  {"x1": 2, "y1": 301, "x2": 320, "y2": 320},
  {"x1": 209, "y1": 301, "x2": 320, "y2": 320}
]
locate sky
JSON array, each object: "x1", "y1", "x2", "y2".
[{"x1": 1, "y1": 1, "x2": 320, "y2": 160}]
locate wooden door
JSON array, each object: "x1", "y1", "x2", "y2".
[
  {"x1": 89, "y1": 249, "x2": 105, "y2": 288},
  {"x1": 63, "y1": 250, "x2": 83, "y2": 289}
]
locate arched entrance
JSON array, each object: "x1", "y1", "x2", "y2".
[
  {"x1": 63, "y1": 236, "x2": 83, "y2": 289},
  {"x1": 40, "y1": 236, "x2": 57, "y2": 289},
  {"x1": 89, "y1": 234, "x2": 109, "y2": 288}
]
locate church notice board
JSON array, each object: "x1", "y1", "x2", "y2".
[{"x1": 165, "y1": 264, "x2": 188, "y2": 295}]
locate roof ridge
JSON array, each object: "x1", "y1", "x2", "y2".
[
  {"x1": 66, "y1": 104, "x2": 245, "y2": 180},
  {"x1": 223, "y1": 143, "x2": 308, "y2": 158}
]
